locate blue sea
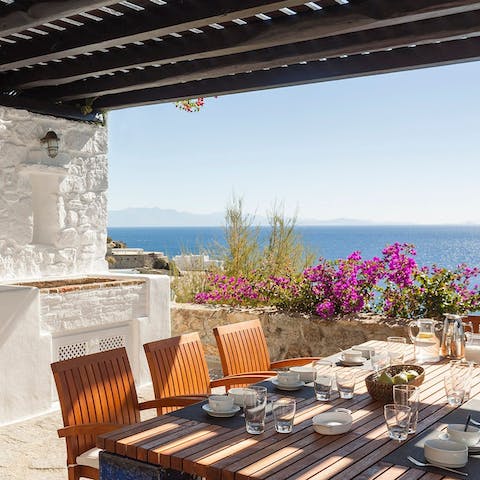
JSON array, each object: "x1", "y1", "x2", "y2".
[{"x1": 107, "y1": 225, "x2": 480, "y2": 269}]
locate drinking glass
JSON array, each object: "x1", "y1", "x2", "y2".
[
  {"x1": 444, "y1": 375, "x2": 465, "y2": 407},
  {"x1": 335, "y1": 370, "x2": 356, "y2": 399},
  {"x1": 313, "y1": 361, "x2": 334, "y2": 402},
  {"x1": 243, "y1": 386, "x2": 268, "y2": 434},
  {"x1": 272, "y1": 398, "x2": 296, "y2": 433},
  {"x1": 371, "y1": 347, "x2": 389, "y2": 373},
  {"x1": 393, "y1": 384, "x2": 419, "y2": 434},
  {"x1": 387, "y1": 337, "x2": 407, "y2": 364},
  {"x1": 384, "y1": 404, "x2": 411, "y2": 441},
  {"x1": 449, "y1": 360, "x2": 474, "y2": 402}
]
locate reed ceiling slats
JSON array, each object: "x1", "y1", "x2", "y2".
[{"x1": 0, "y1": 0, "x2": 479, "y2": 121}]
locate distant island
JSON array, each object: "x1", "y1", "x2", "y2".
[{"x1": 107, "y1": 207, "x2": 375, "y2": 227}]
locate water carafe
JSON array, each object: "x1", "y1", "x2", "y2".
[
  {"x1": 440, "y1": 314, "x2": 465, "y2": 359},
  {"x1": 408, "y1": 318, "x2": 441, "y2": 363},
  {"x1": 465, "y1": 332, "x2": 480, "y2": 362}
]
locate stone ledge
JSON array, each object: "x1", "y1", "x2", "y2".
[{"x1": 13, "y1": 277, "x2": 146, "y2": 294}]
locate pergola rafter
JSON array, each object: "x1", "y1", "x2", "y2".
[
  {"x1": 92, "y1": 36, "x2": 480, "y2": 110},
  {"x1": 0, "y1": 0, "x2": 479, "y2": 121}
]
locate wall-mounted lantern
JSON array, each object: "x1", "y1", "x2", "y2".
[{"x1": 40, "y1": 130, "x2": 60, "y2": 158}]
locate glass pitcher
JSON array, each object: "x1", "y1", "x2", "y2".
[
  {"x1": 465, "y1": 332, "x2": 480, "y2": 363},
  {"x1": 408, "y1": 318, "x2": 442, "y2": 363}
]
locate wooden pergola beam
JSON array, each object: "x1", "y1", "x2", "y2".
[
  {"x1": 0, "y1": 0, "x2": 317, "y2": 71},
  {"x1": 0, "y1": 1, "x2": 116, "y2": 37},
  {"x1": 4, "y1": 0, "x2": 480, "y2": 90},
  {"x1": 26, "y1": 10, "x2": 480, "y2": 101},
  {"x1": 90, "y1": 36, "x2": 480, "y2": 110},
  {"x1": 0, "y1": 93, "x2": 103, "y2": 122},
  {"x1": 1, "y1": 0, "x2": 480, "y2": 73}
]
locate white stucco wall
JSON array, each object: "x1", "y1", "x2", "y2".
[
  {"x1": 0, "y1": 286, "x2": 51, "y2": 425},
  {"x1": 0, "y1": 106, "x2": 172, "y2": 425},
  {"x1": 0, "y1": 106, "x2": 108, "y2": 281},
  {"x1": 40, "y1": 281, "x2": 148, "y2": 333}
]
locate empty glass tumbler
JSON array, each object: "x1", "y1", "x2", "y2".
[
  {"x1": 444, "y1": 375, "x2": 465, "y2": 407},
  {"x1": 244, "y1": 386, "x2": 268, "y2": 435},
  {"x1": 393, "y1": 384, "x2": 419, "y2": 434},
  {"x1": 449, "y1": 360, "x2": 474, "y2": 401},
  {"x1": 387, "y1": 337, "x2": 407, "y2": 364},
  {"x1": 335, "y1": 371, "x2": 356, "y2": 399},
  {"x1": 371, "y1": 347, "x2": 389, "y2": 373},
  {"x1": 272, "y1": 398, "x2": 296, "y2": 433},
  {"x1": 384, "y1": 404, "x2": 411, "y2": 441},
  {"x1": 313, "y1": 361, "x2": 334, "y2": 402}
]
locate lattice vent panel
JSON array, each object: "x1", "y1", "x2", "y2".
[
  {"x1": 57, "y1": 341, "x2": 87, "y2": 361},
  {"x1": 99, "y1": 334, "x2": 126, "y2": 352}
]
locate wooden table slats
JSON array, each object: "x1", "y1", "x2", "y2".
[{"x1": 99, "y1": 341, "x2": 479, "y2": 480}]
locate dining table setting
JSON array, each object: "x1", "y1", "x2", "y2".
[{"x1": 98, "y1": 335, "x2": 480, "y2": 480}]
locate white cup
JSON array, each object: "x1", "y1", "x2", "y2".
[
  {"x1": 208, "y1": 394, "x2": 234, "y2": 412},
  {"x1": 341, "y1": 349, "x2": 363, "y2": 363},
  {"x1": 447, "y1": 424, "x2": 480, "y2": 447},
  {"x1": 228, "y1": 388, "x2": 250, "y2": 406},
  {"x1": 277, "y1": 371, "x2": 301, "y2": 386}
]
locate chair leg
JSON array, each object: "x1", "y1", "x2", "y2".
[{"x1": 69, "y1": 465, "x2": 98, "y2": 480}]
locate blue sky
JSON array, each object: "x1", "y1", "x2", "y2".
[{"x1": 108, "y1": 61, "x2": 480, "y2": 225}]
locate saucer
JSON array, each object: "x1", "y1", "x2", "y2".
[
  {"x1": 271, "y1": 377, "x2": 305, "y2": 391},
  {"x1": 439, "y1": 432, "x2": 480, "y2": 453},
  {"x1": 202, "y1": 404, "x2": 240, "y2": 418},
  {"x1": 337, "y1": 359, "x2": 364, "y2": 367}
]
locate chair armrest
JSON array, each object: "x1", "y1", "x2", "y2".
[
  {"x1": 270, "y1": 357, "x2": 322, "y2": 368},
  {"x1": 210, "y1": 374, "x2": 272, "y2": 388},
  {"x1": 139, "y1": 396, "x2": 206, "y2": 410},
  {"x1": 58, "y1": 423, "x2": 122, "y2": 438},
  {"x1": 218, "y1": 370, "x2": 277, "y2": 377}
]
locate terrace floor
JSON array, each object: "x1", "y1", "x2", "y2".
[{"x1": 0, "y1": 384, "x2": 155, "y2": 480}]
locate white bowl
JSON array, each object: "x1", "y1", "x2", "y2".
[
  {"x1": 290, "y1": 366, "x2": 317, "y2": 383},
  {"x1": 447, "y1": 424, "x2": 480, "y2": 447},
  {"x1": 228, "y1": 388, "x2": 250, "y2": 406},
  {"x1": 277, "y1": 371, "x2": 301, "y2": 386},
  {"x1": 424, "y1": 439, "x2": 468, "y2": 468},
  {"x1": 312, "y1": 409, "x2": 353, "y2": 435},
  {"x1": 208, "y1": 394, "x2": 234, "y2": 412}
]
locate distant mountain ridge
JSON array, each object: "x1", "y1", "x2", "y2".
[{"x1": 108, "y1": 207, "x2": 374, "y2": 227}]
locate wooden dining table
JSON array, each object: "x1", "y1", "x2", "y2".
[{"x1": 98, "y1": 340, "x2": 480, "y2": 480}]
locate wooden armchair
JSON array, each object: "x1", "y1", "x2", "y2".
[
  {"x1": 143, "y1": 332, "x2": 270, "y2": 406},
  {"x1": 51, "y1": 347, "x2": 201, "y2": 480},
  {"x1": 213, "y1": 319, "x2": 322, "y2": 376}
]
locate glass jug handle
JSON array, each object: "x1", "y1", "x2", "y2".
[
  {"x1": 463, "y1": 321, "x2": 474, "y2": 333},
  {"x1": 408, "y1": 321, "x2": 418, "y2": 342}
]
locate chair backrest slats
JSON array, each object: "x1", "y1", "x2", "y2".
[
  {"x1": 51, "y1": 348, "x2": 140, "y2": 464},
  {"x1": 213, "y1": 320, "x2": 271, "y2": 376},
  {"x1": 144, "y1": 333, "x2": 211, "y2": 410}
]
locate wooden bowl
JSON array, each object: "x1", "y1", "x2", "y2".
[{"x1": 365, "y1": 364, "x2": 425, "y2": 403}]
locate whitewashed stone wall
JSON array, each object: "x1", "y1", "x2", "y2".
[
  {"x1": 0, "y1": 106, "x2": 108, "y2": 281},
  {"x1": 40, "y1": 281, "x2": 147, "y2": 333}
]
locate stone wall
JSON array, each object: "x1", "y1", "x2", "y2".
[
  {"x1": 40, "y1": 279, "x2": 147, "y2": 333},
  {"x1": 0, "y1": 106, "x2": 108, "y2": 281},
  {"x1": 171, "y1": 303, "x2": 409, "y2": 371}
]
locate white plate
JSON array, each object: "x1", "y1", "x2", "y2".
[
  {"x1": 202, "y1": 404, "x2": 240, "y2": 417},
  {"x1": 271, "y1": 377, "x2": 305, "y2": 391},
  {"x1": 439, "y1": 432, "x2": 480, "y2": 453}
]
